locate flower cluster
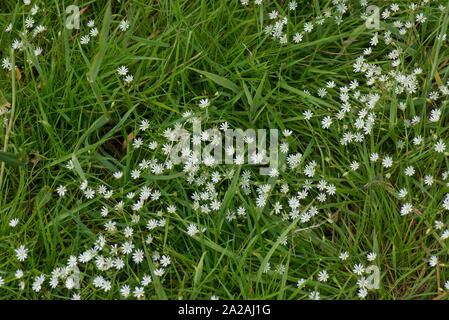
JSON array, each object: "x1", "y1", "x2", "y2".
[{"x1": 1, "y1": 0, "x2": 449, "y2": 300}]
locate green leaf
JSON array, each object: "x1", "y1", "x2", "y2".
[
  {"x1": 88, "y1": 1, "x2": 112, "y2": 82},
  {"x1": 0, "y1": 89, "x2": 10, "y2": 108},
  {"x1": 130, "y1": 36, "x2": 170, "y2": 47},
  {"x1": 280, "y1": 81, "x2": 334, "y2": 109},
  {"x1": 143, "y1": 172, "x2": 185, "y2": 180},
  {"x1": 221, "y1": 166, "x2": 241, "y2": 213},
  {"x1": 189, "y1": 67, "x2": 240, "y2": 93},
  {"x1": 143, "y1": 245, "x2": 168, "y2": 299},
  {"x1": 0, "y1": 151, "x2": 23, "y2": 166},
  {"x1": 35, "y1": 186, "x2": 53, "y2": 210},
  {"x1": 193, "y1": 251, "x2": 207, "y2": 289},
  {"x1": 256, "y1": 202, "x2": 313, "y2": 283},
  {"x1": 74, "y1": 115, "x2": 110, "y2": 151}
]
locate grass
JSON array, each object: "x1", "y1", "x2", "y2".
[{"x1": 0, "y1": 0, "x2": 448, "y2": 300}]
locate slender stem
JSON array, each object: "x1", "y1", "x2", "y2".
[
  {"x1": 0, "y1": 49, "x2": 16, "y2": 191},
  {"x1": 426, "y1": 5, "x2": 449, "y2": 94}
]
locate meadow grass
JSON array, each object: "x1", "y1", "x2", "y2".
[{"x1": 0, "y1": 0, "x2": 448, "y2": 300}]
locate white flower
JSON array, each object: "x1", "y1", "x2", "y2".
[
  {"x1": 317, "y1": 270, "x2": 329, "y2": 282},
  {"x1": 12, "y1": 39, "x2": 24, "y2": 51},
  {"x1": 133, "y1": 137, "x2": 143, "y2": 148},
  {"x1": 160, "y1": 255, "x2": 171, "y2": 267},
  {"x1": 350, "y1": 161, "x2": 359, "y2": 171},
  {"x1": 296, "y1": 278, "x2": 306, "y2": 287},
  {"x1": 353, "y1": 264, "x2": 365, "y2": 275},
  {"x1": 338, "y1": 251, "x2": 349, "y2": 261},
  {"x1": 25, "y1": 17, "x2": 35, "y2": 29},
  {"x1": 80, "y1": 35, "x2": 90, "y2": 44},
  {"x1": 31, "y1": 5, "x2": 39, "y2": 15},
  {"x1": 279, "y1": 34, "x2": 288, "y2": 44},
  {"x1": 66, "y1": 160, "x2": 75, "y2": 170},
  {"x1": 367, "y1": 252, "x2": 377, "y2": 261},
  {"x1": 398, "y1": 188, "x2": 407, "y2": 199},
  {"x1": 309, "y1": 291, "x2": 320, "y2": 300},
  {"x1": 133, "y1": 286, "x2": 144, "y2": 298},
  {"x1": 430, "y1": 109, "x2": 441, "y2": 122},
  {"x1": 139, "y1": 120, "x2": 150, "y2": 131},
  {"x1": 124, "y1": 74, "x2": 134, "y2": 84},
  {"x1": 187, "y1": 223, "x2": 199, "y2": 236},
  {"x1": 141, "y1": 275, "x2": 152, "y2": 286},
  {"x1": 303, "y1": 110, "x2": 313, "y2": 120},
  {"x1": 80, "y1": 180, "x2": 88, "y2": 190},
  {"x1": 154, "y1": 268, "x2": 165, "y2": 277},
  {"x1": 15, "y1": 270, "x2": 24, "y2": 279},
  {"x1": 117, "y1": 66, "x2": 128, "y2": 76},
  {"x1": 321, "y1": 116, "x2": 332, "y2": 129},
  {"x1": 370, "y1": 153, "x2": 379, "y2": 162},
  {"x1": 119, "y1": 19, "x2": 130, "y2": 31},
  {"x1": 34, "y1": 47, "x2": 42, "y2": 56},
  {"x1": 429, "y1": 255, "x2": 438, "y2": 267},
  {"x1": 424, "y1": 175, "x2": 434, "y2": 186},
  {"x1": 293, "y1": 33, "x2": 303, "y2": 43},
  {"x1": 90, "y1": 27, "x2": 99, "y2": 37},
  {"x1": 280, "y1": 142, "x2": 289, "y2": 153},
  {"x1": 9, "y1": 218, "x2": 19, "y2": 227},
  {"x1": 84, "y1": 188, "x2": 95, "y2": 199},
  {"x1": 358, "y1": 288, "x2": 368, "y2": 299},
  {"x1": 412, "y1": 135, "x2": 423, "y2": 145},
  {"x1": 404, "y1": 166, "x2": 415, "y2": 176},
  {"x1": 32, "y1": 25, "x2": 46, "y2": 36},
  {"x1": 120, "y1": 285, "x2": 131, "y2": 298},
  {"x1": 415, "y1": 13, "x2": 426, "y2": 24},
  {"x1": 289, "y1": 1, "x2": 298, "y2": 11},
  {"x1": 132, "y1": 249, "x2": 144, "y2": 264},
  {"x1": 56, "y1": 185, "x2": 67, "y2": 197},
  {"x1": 434, "y1": 140, "x2": 446, "y2": 153},
  {"x1": 268, "y1": 10, "x2": 278, "y2": 20},
  {"x1": 113, "y1": 171, "x2": 123, "y2": 179},
  {"x1": 400, "y1": 203, "x2": 413, "y2": 215},
  {"x1": 304, "y1": 22, "x2": 314, "y2": 33},
  {"x1": 15, "y1": 245, "x2": 29, "y2": 261},
  {"x1": 2, "y1": 57, "x2": 12, "y2": 70},
  {"x1": 198, "y1": 98, "x2": 210, "y2": 109},
  {"x1": 382, "y1": 156, "x2": 393, "y2": 168},
  {"x1": 131, "y1": 169, "x2": 141, "y2": 179}
]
